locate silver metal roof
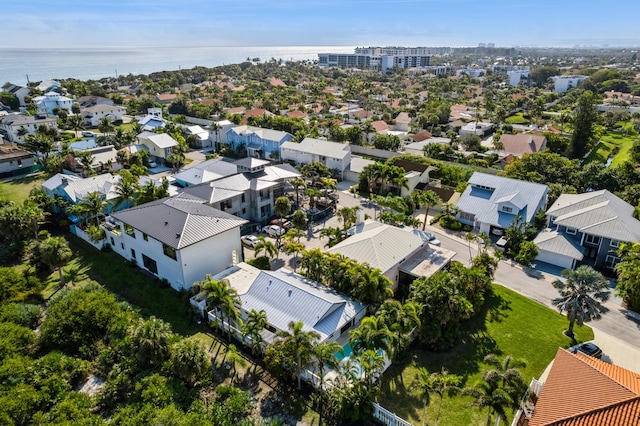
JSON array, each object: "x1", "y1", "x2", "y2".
[
  {"x1": 534, "y1": 230, "x2": 585, "y2": 260},
  {"x1": 281, "y1": 137, "x2": 350, "y2": 160},
  {"x1": 111, "y1": 197, "x2": 247, "y2": 249}
]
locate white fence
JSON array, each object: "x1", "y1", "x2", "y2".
[
  {"x1": 372, "y1": 403, "x2": 413, "y2": 426},
  {"x1": 70, "y1": 225, "x2": 106, "y2": 250}
]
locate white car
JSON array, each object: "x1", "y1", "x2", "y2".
[
  {"x1": 148, "y1": 160, "x2": 158, "y2": 168},
  {"x1": 425, "y1": 232, "x2": 441, "y2": 246},
  {"x1": 241, "y1": 235, "x2": 260, "y2": 247},
  {"x1": 263, "y1": 225, "x2": 285, "y2": 238}
]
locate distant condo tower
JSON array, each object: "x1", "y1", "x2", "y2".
[{"x1": 318, "y1": 46, "x2": 452, "y2": 72}]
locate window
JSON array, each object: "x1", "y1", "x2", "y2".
[
  {"x1": 585, "y1": 234, "x2": 601, "y2": 245},
  {"x1": 610, "y1": 239, "x2": 621, "y2": 248},
  {"x1": 566, "y1": 227, "x2": 577, "y2": 235},
  {"x1": 605, "y1": 255, "x2": 620, "y2": 269},
  {"x1": 242, "y1": 208, "x2": 246, "y2": 214},
  {"x1": 241, "y1": 194, "x2": 245, "y2": 203},
  {"x1": 221, "y1": 200, "x2": 232, "y2": 211},
  {"x1": 110, "y1": 237, "x2": 114, "y2": 245},
  {"x1": 143, "y1": 233, "x2": 148, "y2": 241},
  {"x1": 124, "y1": 224, "x2": 135, "y2": 238},
  {"x1": 142, "y1": 254, "x2": 158, "y2": 274},
  {"x1": 502, "y1": 206, "x2": 513, "y2": 213},
  {"x1": 163, "y1": 244, "x2": 177, "y2": 260},
  {"x1": 459, "y1": 212, "x2": 475, "y2": 222},
  {"x1": 131, "y1": 249, "x2": 136, "y2": 259},
  {"x1": 260, "y1": 205, "x2": 271, "y2": 217}
]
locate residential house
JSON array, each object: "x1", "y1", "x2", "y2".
[
  {"x1": 183, "y1": 125, "x2": 210, "y2": 148},
  {"x1": 106, "y1": 197, "x2": 247, "y2": 291},
  {"x1": 209, "y1": 119, "x2": 235, "y2": 149},
  {"x1": 42, "y1": 172, "x2": 121, "y2": 208},
  {"x1": 225, "y1": 125, "x2": 293, "y2": 160},
  {"x1": 191, "y1": 262, "x2": 366, "y2": 347},
  {"x1": 137, "y1": 131, "x2": 178, "y2": 162},
  {"x1": 328, "y1": 219, "x2": 455, "y2": 290},
  {"x1": 81, "y1": 104, "x2": 127, "y2": 127},
  {"x1": 514, "y1": 348, "x2": 640, "y2": 426},
  {"x1": 34, "y1": 80, "x2": 60, "y2": 92},
  {"x1": 394, "y1": 112, "x2": 411, "y2": 132},
  {"x1": 178, "y1": 158, "x2": 300, "y2": 224},
  {"x1": 456, "y1": 172, "x2": 548, "y2": 236},
  {"x1": 404, "y1": 137, "x2": 450, "y2": 157},
  {"x1": 494, "y1": 133, "x2": 547, "y2": 157},
  {"x1": 552, "y1": 75, "x2": 588, "y2": 93},
  {"x1": 154, "y1": 93, "x2": 178, "y2": 104},
  {"x1": 1, "y1": 82, "x2": 30, "y2": 107},
  {"x1": 410, "y1": 130, "x2": 432, "y2": 143},
  {"x1": 172, "y1": 158, "x2": 238, "y2": 187},
  {"x1": 74, "y1": 95, "x2": 113, "y2": 108},
  {"x1": 534, "y1": 190, "x2": 640, "y2": 270},
  {"x1": 284, "y1": 110, "x2": 308, "y2": 121},
  {"x1": 137, "y1": 108, "x2": 165, "y2": 131},
  {"x1": 32, "y1": 92, "x2": 73, "y2": 115},
  {"x1": 0, "y1": 113, "x2": 58, "y2": 142},
  {"x1": 392, "y1": 158, "x2": 436, "y2": 197},
  {"x1": 368, "y1": 120, "x2": 389, "y2": 142},
  {"x1": 244, "y1": 108, "x2": 274, "y2": 121},
  {"x1": 0, "y1": 143, "x2": 37, "y2": 178},
  {"x1": 280, "y1": 137, "x2": 351, "y2": 178},
  {"x1": 459, "y1": 121, "x2": 494, "y2": 137},
  {"x1": 343, "y1": 155, "x2": 375, "y2": 182}
]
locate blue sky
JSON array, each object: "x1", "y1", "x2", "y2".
[{"x1": 3, "y1": 0, "x2": 640, "y2": 48}]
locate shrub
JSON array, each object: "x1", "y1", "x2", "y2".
[{"x1": 247, "y1": 256, "x2": 271, "y2": 270}]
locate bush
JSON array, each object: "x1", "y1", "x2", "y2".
[
  {"x1": 247, "y1": 256, "x2": 271, "y2": 270},
  {"x1": 0, "y1": 304, "x2": 42, "y2": 329},
  {"x1": 439, "y1": 217, "x2": 462, "y2": 231}
]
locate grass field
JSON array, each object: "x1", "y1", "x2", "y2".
[
  {"x1": 378, "y1": 285, "x2": 594, "y2": 426},
  {"x1": 0, "y1": 174, "x2": 46, "y2": 203},
  {"x1": 603, "y1": 133, "x2": 636, "y2": 167},
  {"x1": 505, "y1": 113, "x2": 530, "y2": 125},
  {"x1": 584, "y1": 140, "x2": 616, "y2": 165}
]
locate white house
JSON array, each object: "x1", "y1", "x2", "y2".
[
  {"x1": 81, "y1": 104, "x2": 127, "y2": 127},
  {"x1": 459, "y1": 121, "x2": 494, "y2": 137},
  {"x1": 137, "y1": 131, "x2": 178, "y2": 162},
  {"x1": 172, "y1": 157, "x2": 238, "y2": 187},
  {"x1": 394, "y1": 112, "x2": 411, "y2": 132},
  {"x1": 280, "y1": 137, "x2": 351, "y2": 177},
  {"x1": 456, "y1": 172, "x2": 548, "y2": 235},
  {"x1": 1, "y1": 82, "x2": 30, "y2": 107},
  {"x1": 0, "y1": 113, "x2": 58, "y2": 143},
  {"x1": 137, "y1": 108, "x2": 165, "y2": 131},
  {"x1": 192, "y1": 262, "x2": 367, "y2": 346},
  {"x1": 184, "y1": 125, "x2": 211, "y2": 148},
  {"x1": 106, "y1": 197, "x2": 247, "y2": 291},
  {"x1": 32, "y1": 92, "x2": 73, "y2": 115},
  {"x1": 552, "y1": 75, "x2": 588, "y2": 93},
  {"x1": 327, "y1": 219, "x2": 455, "y2": 290},
  {"x1": 0, "y1": 143, "x2": 37, "y2": 178},
  {"x1": 209, "y1": 119, "x2": 235, "y2": 149}
]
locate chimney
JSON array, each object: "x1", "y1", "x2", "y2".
[
  {"x1": 61, "y1": 176, "x2": 68, "y2": 186},
  {"x1": 356, "y1": 208, "x2": 365, "y2": 225}
]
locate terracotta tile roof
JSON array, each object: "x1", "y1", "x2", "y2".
[
  {"x1": 244, "y1": 108, "x2": 274, "y2": 118},
  {"x1": 371, "y1": 120, "x2": 389, "y2": 132},
  {"x1": 529, "y1": 349, "x2": 640, "y2": 426},
  {"x1": 412, "y1": 131, "x2": 432, "y2": 142},
  {"x1": 285, "y1": 110, "x2": 307, "y2": 119},
  {"x1": 155, "y1": 93, "x2": 177, "y2": 101},
  {"x1": 499, "y1": 133, "x2": 547, "y2": 155},
  {"x1": 224, "y1": 106, "x2": 246, "y2": 115},
  {"x1": 269, "y1": 77, "x2": 287, "y2": 87}
]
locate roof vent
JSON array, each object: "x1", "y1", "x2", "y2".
[
  {"x1": 288, "y1": 289, "x2": 293, "y2": 297},
  {"x1": 176, "y1": 233, "x2": 180, "y2": 238},
  {"x1": 164, "y1": 221, "x2": 168, "y2": 226}
]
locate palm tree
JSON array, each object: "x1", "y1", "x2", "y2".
[
  {"x1": 70, "y1": 191, "x2": 107, "y2": 227},
  {"x1": 314, "y1": 340, "x2": 342, "y2": 425},
  {"x1": 254, "y1": 236, "x2": 278, "y2": 260},
  {"x1": 376, "y1": 299, "x2": 421, "y2": 339},
  {"x1": 349, "y1": 316, "x2": 395, "y2": 358},
  {"x1": 463, "y1": 375, "x2": 511, "y2": 426},
  {"x1": 170, "y1": 337, "x2": 209, "y2": 386},
  {"x1": 200, "y1": 275, "x2": 242, "y2": 341},
  {"x1": 38, "y1": 236, "x2": 72, "y2": 287},
  {"x1": 307, "y1": 188, "x2": 321, "y2": 209},
  {"x1": 23, "y1": 132, "x2": 54, "y2": 166},
  {"x1": 412, "y1": 367, "x2": 461, "y2": 426},
  {"x1": 68, "y1": 115, "x2": 84, "y2": 138},
  {"x1": 552, "y1": 265, "x2": 610, "y2": 338},
  {"x1": 276, "y1": 320, "x2": 320, "y2": 390},
  {"x1": 354, "y1": 267, "x2": 394, "y2": 310},
  {"x1": 337, "y1": 206, "x2": 358, "y2": 232},
  {"x1": 412, "y1": 190, "x2": 442, "y2": 231},
  {"x1": 282, "y1": 241, "x2": 305, "y2": 271},
  {"x1": 98, "y1": 116, "x2": 115, "y2": 136},
  {"x1": 290, "y1": 177, "x2": 307, "y2": 207},
  {"x1": 129, "y1": 316, "x2": 173, "y2": 367},
  {"x1": 112, "y1": 171, "x2": 140, "y2": 211},
  {"x1": 319, "y1": 177, "x2": 337, "y2": 201},
  {"x1": 483, "y1": 354, "x2": 527, "y2": 405},
  {"x1": 77, "y1": 151, "x2": 94, "y2": 177},
  {"x1": 224, "y1": 343, "x2": 247, "y2": 381},
  {"x1": 241, "y1": 309, "x2": 268, "y2": 356}
]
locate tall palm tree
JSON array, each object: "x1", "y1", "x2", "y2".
[
  {"x1": 376, "y1": 299, "x2": 421, "y2": 337},
  {"x1": 200, "y1": 275, "x2": 242, "y2": 341},
  {"x1": 354, "y1": 267, "x2": 394, "y2": 309},
  {"x1": 483, "y1": 354, "x2": 527, "y2": 405},
  {"x1": 241, "y1": 309, "x2": 268, "y2": 356},
  {"x1": 349, "y1": 316, "x2": 395, "y2": 358},
  {"x1": 112, "y1": 171, "x2": 140, "y2": 211},
  {"x1": 282, "y1": 241, "x2": 305, "y2": 271},
  {"x1": 70, "y1": 191, "x2": 107, "y2": 227},
  {"x1": 68, "y1": 115, "x2": 84, "y2": 138},
  {"x1": 463, "y1": 375, "x2": 511, "y2": 426},
  {"x1": 552, "y1": 265, "x2": 610, "y2": 338},
  {"x1": 412, "y1": 367, "x2": 461, "y2": 426},
  {"x1": 412, "y1": 190, "x2": 442, "y2": 231},
  {"x1": 290, "y1": 178, "x2": 307, "y2": 208},
  {"x1": 254, "y1": 236, "x2": 278, "y2": 260},
  {"x1": 276, "y1": 320, "x2": 320, "y2": 390},
  {"x1": 129, "y1": 316, "x2": 173, "y2": 367},
  {"x1": 170, "y1": 337, "x2": 209, "y2": 386},
  {"x1": 319, "y1": 177, "x2": 337, "y2": 201},
  {"x1": 38, "y1": 236, "x2": 72, "y2": 287}
]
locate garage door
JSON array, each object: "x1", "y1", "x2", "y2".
[{"x1": 536, "y1": 249, "x2": 574, "y2": 269}]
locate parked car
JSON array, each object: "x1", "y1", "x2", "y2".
[
  {"x1": 148, "y1": 160, "x2": 158, "y2": 168},
  {"x1": 241, "y1": 235, "x2": 260, "y2": 247},
  {"x1": 571, "y1": 342, "x2": 602, "y2": 359},
  {"x1": 82, "y1": 131, "x2": 95, "y2": 137},
  {"x1": 270, "y1": 218, "x2": 293, "y2": 229},
  {"x1": 263, "y1": 225, "x2": 285, "y2": 238},
  {"x1": 424, "y1": 232, "x2": 441, "y2": 246}
]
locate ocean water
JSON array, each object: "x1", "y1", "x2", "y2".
[{"x1": 0, "y1": 45, "x2": 354, "y2": 85}]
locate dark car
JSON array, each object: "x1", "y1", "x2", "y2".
[{"x1": 571, "y1": 342, "x2": 602, "y2": 358}]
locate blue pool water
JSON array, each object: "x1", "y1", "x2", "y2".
[{"x1": 334, "y1": 343, "x2": 353, "y2": 361}]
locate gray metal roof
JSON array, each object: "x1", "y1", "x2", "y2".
[
  {"x1": 139, "y1": 132, "x2": 178, "y2": 149},
  {"x1": 281, "y1": 137, "x2": 350, "y2": 160},
  {"x1": 111, "y1": 197, "x2": 247, "y2": 249},
  {"x1": 348, "y1": 156, "x2": 375, "y2": 174},
  {"x1": 228, "y1": 125, "x2": 292, "y2": 142},
  {"x1": 172, "y1": 158, "x2": 238, "y2": 186},
  {"x1": 533, "y1": 230, "x2": 585, "y2": 260},
  {"x1": 457, "y1": 172, "x2": 548, "y2": 228},
  {"x1": 328, "y1": 220, "x2": 430, "y2": 274},
  {"x1": 60, "y1": 173, "x2": 120, "y2": 202},
  {"x1": 233, "y1": 265, "x2": 365, "y2": 341},
  {"x1": 548, "y1": 190, "x2": 640, "y2": 241}
]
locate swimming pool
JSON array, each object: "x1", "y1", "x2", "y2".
[{"x1": 334, "y1": 343, "x2": 353, "y2": 361}]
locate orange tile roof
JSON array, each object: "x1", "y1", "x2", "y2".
[
  {"x1": 412, "y1": 131, "x2": 432, "y2": 142},
  {"x1": 371, "y1": 120, "x2": 388, "y2": 132},
  {"x1": 529, "y1": 349, "x2": 640, "y2": 426}
]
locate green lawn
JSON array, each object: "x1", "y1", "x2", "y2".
[
  {"x1": 603, "y1": 133, "x2": 636, "y2": 167},
  {"x1": 505, "y1": 113, "x2": 530, "y2": 125},
  {"x1": 378, "y1": 284, "x2": 594, "y2": 426},
  {"x1": 584, "y1": 140, "x2": 616, "y2": 165},
  {"x1": 0, "y1": 174, "x2": 46, "y2": 203}
]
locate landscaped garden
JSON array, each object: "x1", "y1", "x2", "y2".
[{"x1": 378, "y1": 284, "x2": 594, "y2": 426}]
